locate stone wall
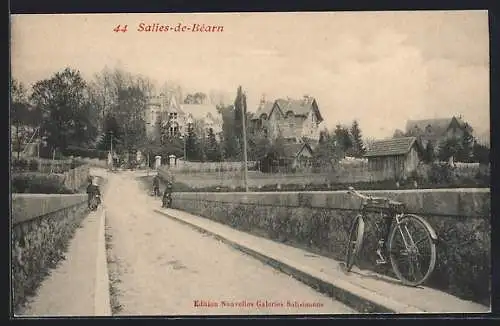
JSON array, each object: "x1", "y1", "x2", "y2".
[
  {"x1": 171, "y1": 189, "x2": 491, "y2": 305},
  {"x1": 11, "y1": 193, "x2": 88, "y2": 311}
]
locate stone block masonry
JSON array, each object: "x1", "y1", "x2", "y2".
[{"x1": 11, "y1": 194, "x2": 88, "y2": 312}]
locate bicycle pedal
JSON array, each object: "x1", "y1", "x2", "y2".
[{"x1": 375, "y1": 259, "x2": 387, "y2": 265}]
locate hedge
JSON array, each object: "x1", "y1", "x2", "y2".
[
  {"x1": 11, "y1": 173, "x2": 75, "y2": 194},
  {"x1": 11, "y1": 158, "x2": 39, "y2": 172},
  {"x1": 62, "y1": 146, "x2": 108, "y2": 160},
  {"x1": 11, "y1": 158, "x2": 86, "y2": 174}
]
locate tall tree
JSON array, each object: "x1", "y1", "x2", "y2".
[
  {"x1": 423, "y1": 141, "x2": 436, "y2": 164},
  {"x1": 205, "y1": 128, "x2": 222, "y2": 161},
  {"x1": 97, "y1": 113, "x2": 122, "y2": 151},
  {"x1": 116, "y1": 85, "x2": 147, "y2": 151},
  {"x1": 456, "y1": 130, "x2": 475, "y2": 162},
  {"x1": 349, "y1": 120, "x2": 366, "y2": 158},
  {"x1": 334, "y1": 124, "x2": 352, "y2": 156},
  {"x1": 91, "y1": 67, "x2": 153, "y2": 150},
  {"x1": 233, "y1": 86, "x2": 247, "y2": 158},
  {"x1": 11, "y1": 79, "x2": 31, "y2": 159},
  {"x1": 472, "y1": 140, "x2": 489, "y2": 164},
  {"x1": 185, "y1": 122, "x2": 200, "y2": 161},
  {"x1": 219, "y1": 104, "x2": 240, "y2": 160},
  {"x1": 30, "y1": 68, "x2": 97, "y2": 152},
  {"x1": 437, "y1": 137, "x2": 463, "y2": 162}
]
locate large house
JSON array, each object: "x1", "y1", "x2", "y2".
[
  {"x1": 249, "y1": 95, "x2": 324, "y2": 145},
  {"x1": 405, "y1": 116, "x2": 473, "y2": 149},
  {"x1": 146, "y1": 92, "x2": 223, "y2": 141}
]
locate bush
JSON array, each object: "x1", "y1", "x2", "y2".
[
  {"x1": 11, "y1": 173, "x2": 74, "y2": 194},
  {"x1": 62, "y1": 146, "x2": 108, "y2": 160},
  {"x1": 427, "y1": 162, "x2": 458, "y2": 184},
  {"x1": 12, "y1": 158, "x2": 39, "y2": 172}
]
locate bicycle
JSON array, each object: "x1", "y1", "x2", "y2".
[{"x1": 344, "y1": 186, "x2": 438, "y2": 287}]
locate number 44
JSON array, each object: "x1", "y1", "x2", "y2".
[{"x1": 113, "y1": 24, "x2": 128, "y2": 33}]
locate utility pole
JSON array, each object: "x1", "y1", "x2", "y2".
[
  {"x1": 241, "y1": 90, "x2": 249, "y2": 192},
  {"x1": 110, "y1": 131, "x2": 114, "y2": 171}
]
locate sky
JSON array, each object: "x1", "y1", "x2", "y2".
[{"x1": 10, "y1": 11, "x2": 490, "y2": 140}]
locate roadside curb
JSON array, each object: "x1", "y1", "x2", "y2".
[
  {"x1": 154, "y1": 209, "x2": 423, "y2": 314},
  {"x1": 94, "y1": 207, "x2": 112, "y2": 316}
]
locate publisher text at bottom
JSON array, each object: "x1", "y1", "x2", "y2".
[{"x1": 193, "y1": 300, "x2": 325, "y2": 309}]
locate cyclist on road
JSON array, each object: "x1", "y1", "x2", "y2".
[
  {"x1": 162, "y1": 179, "x2": 173, "y2": 208},
  {"x1": 86, "y1": 176, "x2": 101, "y2": 209}
]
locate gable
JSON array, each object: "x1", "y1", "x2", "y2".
[
  {"x1": 268, "y1": 102, "x2": 284, "y2": 120},
  {"x1": 310, "y1": 99, "x2": 323, "y2": 122},
  {"x1": 297, "y1": 143, "x2": 313, "y2": 158}
]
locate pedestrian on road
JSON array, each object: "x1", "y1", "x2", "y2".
[
  {"x1": 162, "y1": 180, "x2": 173, "y2": 208},
  {"x1": 152, "y1": 173, "x2": 161, "y2": 196},
  {"x1": 86, "y1": 176, "x2": 101, "y2": 209}
]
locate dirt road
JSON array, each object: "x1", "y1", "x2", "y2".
[{"x1": 103, "y1": 171, "x2": 356, "y2": 315}]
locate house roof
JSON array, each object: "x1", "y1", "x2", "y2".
[
  {"x1": 181, "y1": 104, "x2": 220, "y2": 122},
  {"x1": 282, "y1": 142, "x2": 313, "y2": 158},
  {"x1": 274, "y1": 97, "x2": 323, "y2": 121},
  {"x1": 301, "y1": 137, "x2": 320, "y2": 150},
  {"x1": 405, "y1": 118, "x2": 451, "y2": 136},
  {"x1": 253, "y1": 101, "x2": 274, "y2": 119},
  {"x1": 364, "y1": 137, "x2": 418, "y2": 157},
  {"x1": 252, "y1": 96, "x2": 323, "y2": 123}
]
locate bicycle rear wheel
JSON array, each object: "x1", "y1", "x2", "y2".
[
  {"x1": 388, "y1": 214, "x2": 437, "y2": 286},
  {"x1": 345, "y1": 214, "x2": 365, "y2": 272}
]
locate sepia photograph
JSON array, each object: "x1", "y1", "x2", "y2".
[{"x1": 10, "y1": 10, "x2": 491, "y2": 316}]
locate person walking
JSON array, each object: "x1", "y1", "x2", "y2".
[{"x1": 152, "y1": 173, "x2": 160, "y2": 196}]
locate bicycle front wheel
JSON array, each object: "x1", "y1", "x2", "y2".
[
  {"x1": 345, "y1": 214, "x2": 365, "y2": 272},
  {"x1": 388, "y1": 214, "x2": 437, "y2": 287}
]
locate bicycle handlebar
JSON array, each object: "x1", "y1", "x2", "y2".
[
  {"x1": 347, "y1": 186, "x2": 373, "y2": 200},
  {"x1": 347, "y1": 186, "x2": 389, "y2": 203}
]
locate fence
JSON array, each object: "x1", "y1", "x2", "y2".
[
  {"x1": 168, "y1": 160, "x2": 258, "y2": 173},
  {"x1": 160, "y1": 159, "x2": 489, "y2": 190}
]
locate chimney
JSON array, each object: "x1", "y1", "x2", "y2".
[{"x1": 260, "y1": 94, "x2": 266, "y2": 106}]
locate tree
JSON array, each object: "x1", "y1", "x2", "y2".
[
  {"x1": 248, "y1": 132, "x2": 271, "y2": 162},
  {"x1": 185, "y1": 123, "x2": 200, "y2": 161},
  {"x1": 30, "y1": 68, "x2": 97, "y2": 152},
  {"x1": 11, "y1": 79, "x2": 32, "y2": 159},
  {"x1": 472, "y1": 141, "x2": 489, "y2": 164},
  {"x1": 423, "y1": 141, "x2": 436, "y2": 164},
  {"x1": 218, "y1": 104, "x2": 240, "y2": 160},
  {"x1": 456, "y1": 131, "x2": 475, "y2": 162},
  {"x1": 233, "y1": 86, "x2": 248, "y2": 159},
  {"x1": 97, "y1": 113, "x2": 122, "y2": 151},
  {"x1": 116, "y1": 86, "x2": 147, "y2": 151},
  {"x1": 349, "y1": 120, "x2": 366, "y2": 158},
  {"x1": 205, "y1": 128, "x2": 222, "y2": 161},
  {"x1": 334, "y1": 124, "x2": 352, "y2": 156},
  {"x1": 90, "y1": 67, "x2": 154, "y2": 152},
  {"x1": 312, "y1": 131, "x2": 344, "y2": 172},
  {"x1": 437, "y1": 137, "x2": 462, "y2": 162}
]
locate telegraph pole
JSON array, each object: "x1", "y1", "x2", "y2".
[
  {"x1": 110, "y1": 131, "x2": 114, "y2": 171},
  {"x1": 241, "y1": 90, "x2": 249, "y2": 192}
]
